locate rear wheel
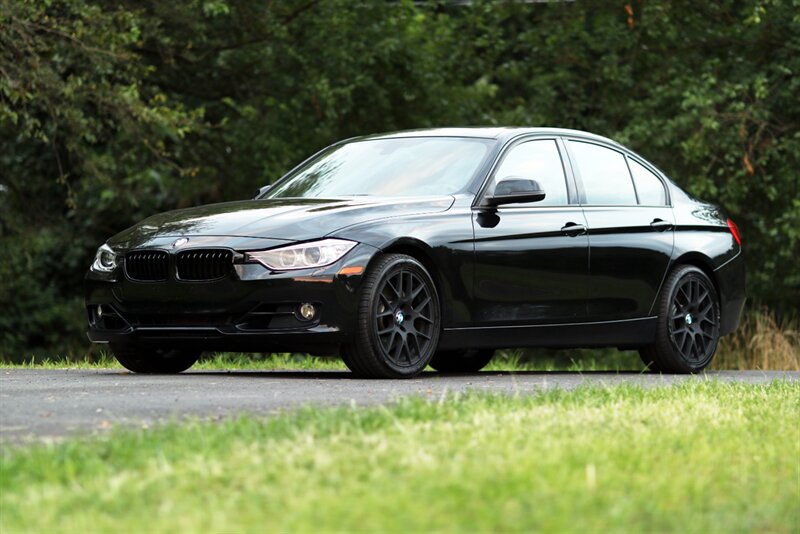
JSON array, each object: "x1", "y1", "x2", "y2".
[
  {"x1": 111, "y1": 344, "x2": 200, "y2": 374},
  {"x1": 639, "y1": 265, "x2": 720, "y2": 373},
  {"x1": 429, "y1": 349, "x2": 494, "y2": 373},
  {"x1": 341, "y1": 254, "x2": 440, "y2": 378}
]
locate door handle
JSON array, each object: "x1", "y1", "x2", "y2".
[
  {"x1": 650, "y1": 218, "x2": 674, "y2": 232},
  {"x1": 561, "y1": 222, "x2": 587, "y2": 237}
]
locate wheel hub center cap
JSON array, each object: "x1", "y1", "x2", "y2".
[
  {"x1": 395, "y1": 310, "x2": 405, "y2": 325},
  {"x1": 685, "y1": 313, "x2": 694, "y2": 325}
]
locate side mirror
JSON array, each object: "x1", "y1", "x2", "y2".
[
  {"x1": 484, "y1": 178, "x2": 546, "y2": 207},
  {"x1": 254, "y1": 184, "x2": 271, "y2": 199}
]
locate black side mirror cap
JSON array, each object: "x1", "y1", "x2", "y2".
[{"x1": 485, "y1": 178, "x2": 546, "y2": 207}]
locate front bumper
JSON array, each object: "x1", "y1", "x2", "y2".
[{"x1": 85, "y1": 243, "x2": 378, "y2": 354}]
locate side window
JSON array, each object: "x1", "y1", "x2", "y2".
[
  {"x1": 629, "y1": 158, "x2": 667, "y2": 206},
  {"x1": 492, "y1": 139, "x2": 569, "y2": 206},
  {"x1": 568, "y1": 141, "x2": 637, "y2": 205}
]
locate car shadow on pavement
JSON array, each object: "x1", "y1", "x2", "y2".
[{"x1": 174, "y1": 369, "x2": 653, "y2": 379}]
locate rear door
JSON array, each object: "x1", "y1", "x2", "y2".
[{"x1": 563, "y1": 138, "x2": 674, "y2": 321}]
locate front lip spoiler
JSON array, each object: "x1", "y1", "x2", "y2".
[
  {"x1": 88, "y1": 324, "x2": 341, "y2": 340},
  {"x1": 86, "y1": 324, "x2": 346, "y2": 355}
]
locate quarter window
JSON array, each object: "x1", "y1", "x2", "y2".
[
  {"x1": 568, "y1": 141, "x2": 637, "y2": 205},
  {"x1": 492, "y1": 140, "x2": 569, "y2": 206},
  {"x1": 629, "y1": 158, "x2": 667, "y2": 206}
]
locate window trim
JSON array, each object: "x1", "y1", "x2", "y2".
[
  {"x1": 563, "y1": 138, "x2": 639, "y2": 207},
  {"x1": 472, "y1": 135, "x2": 579, "y2": 209},
  {"x1": 623, "y1": 155, "x2": 642, "y2": 205},
  {"x1": 562, "y1": 137, "x2": 672, "y2": 208},
  {"x1": 626, "y1": 154, "x2": 671, "y2": 207}
]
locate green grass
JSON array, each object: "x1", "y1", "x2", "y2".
[
  {"x1": 0, "y1": 352, "x2": 345, "y2": 371},
  {"x1": 2, "y1": 381, "x2": 798, "y2": 533},
  {"x1": 0, "y1": 348, "x2": 644, "y2": 372}
]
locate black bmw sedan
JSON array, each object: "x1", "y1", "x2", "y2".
[{"x1": 86, "y1": 127, "x2": 745, "y2": 378}]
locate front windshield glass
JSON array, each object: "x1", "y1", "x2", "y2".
[{"x1": 264, "y1": 137, "x2": 493, "y2": 198}]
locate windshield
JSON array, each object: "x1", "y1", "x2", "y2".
[{"x1": 264, "y1": 137, "x2": 493, "y2": 198}]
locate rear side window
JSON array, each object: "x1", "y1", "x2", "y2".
[
  {"x1": 492, "y1": 139, "x2": 569, "y2": 206},
  {"x1": 568, "y1": 141, "x2": 637, "y2": 205},
  {"x1": 629, "y1": 158, "x2": 667, "y2": 206}
]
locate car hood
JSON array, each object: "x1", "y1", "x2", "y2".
[{"x1": 108, "y1": 196, "x2": 455, "y2": 250}]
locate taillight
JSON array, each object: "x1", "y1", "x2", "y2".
[{"x1": 727, "y1": 218, "x2": 742, "y2": 246}]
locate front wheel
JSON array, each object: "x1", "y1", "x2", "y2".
[
  {"x1": 341, "y1": 254, "x2": 441, "y2": 378},
  {"x1": 110, "y1": 344, "x2": 200, "y2": 374},
  {"x1": 429, "y1": 349, "x2": 495, "y2": 373},
  {"x1": 639, "y1": 265, "x2": 720, "y2": 373}
]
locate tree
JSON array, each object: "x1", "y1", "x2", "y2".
[{"x1": 1, "y1": 0, "x2": 797, "y2": 360}]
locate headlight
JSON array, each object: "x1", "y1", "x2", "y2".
[
  {"x1": 91, "y1": 244, "x2": 118, "y2": 272},
  {"x1": 246, "y1": 239, "x2": 357, "y2": 271}
]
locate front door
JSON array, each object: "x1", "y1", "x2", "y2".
[{"x1": 471, "y1": 138, "x2": 590, "y2": 325}]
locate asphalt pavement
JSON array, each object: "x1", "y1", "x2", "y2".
[{"x1": 1, "y1": 369, "x2": 796, "y2": 443}]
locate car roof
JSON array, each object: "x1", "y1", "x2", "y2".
[{"x1": 358, "y1": 127, "x2": 625, "y2": 148}]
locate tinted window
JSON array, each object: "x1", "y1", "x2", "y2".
[
  {"x1": 492, "y1": 140, "x2": 568, "y2": 206},
  {"x1": 266, "y1": 137, "x2": 492, "y2": 198},
  {"x1": 629, "y1": 158, "x2": 667, "y2": 205},
  {"x1": 569, "y1": 141, "x2": 637, "y2": 205}
]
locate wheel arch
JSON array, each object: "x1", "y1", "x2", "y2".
[
  {"x1": 378, "y1": 238, "x2": 443, "y2": 293},
  {"x1": 662, "y1": 252, "x2": 722, "y2": 305},
  {"x1": 365, "y1": 237, "x2": 457, "y2": 324},
  {"x1": 642, "y1": 252, "x2": 723, "y2": 373}
]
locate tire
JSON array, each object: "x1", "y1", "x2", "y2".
[
  {"x1": 341, "y1": 254, "x2": 441, "y2": 378},
  {"x1": 429, "y1": 349, "x2": 495, "y2": 373},
  {"x1": 111, "y1": 344, "x2": 200, "y2": 374},
  {"x1": 639, "y1": 265, "x2": 720, "y2": 373}
]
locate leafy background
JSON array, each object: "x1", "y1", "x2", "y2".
[{"x1": 1, "y1": 0, "x2": 798, "y2": 360}]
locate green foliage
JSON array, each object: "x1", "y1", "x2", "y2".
[
  {"x1": 0, "y1": 0, "x2": 202, "y2": 356},
  {"x1": 1, "y1": 0, "x2": 798, "y2": 358}
]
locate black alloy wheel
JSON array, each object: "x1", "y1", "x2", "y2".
[
  {"x1": 111, "y1": 344, "x2": 201, "y2": 374},
  {"x1": 342, "y1": 254, "x2": 440, "y2": 378},
  {"x1": 669, "y1": 276, "x2": 717, "y2": 361},
  {"x1": 374, "y1": 268, "x2": 436, "y2": 367},
  {"x1": 640, "y1": 265, "x2": 720, "y2": 373},
  {"x1": 429, "y1": 349, "x2": 495, "y2": 373}
]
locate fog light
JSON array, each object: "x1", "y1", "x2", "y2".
[
  {"x1": 298, "y1": 303, "x2": 316, "y2": 321},
  {"x1": 97, "y1": 305, "x2": 104, "y2": 319}
]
